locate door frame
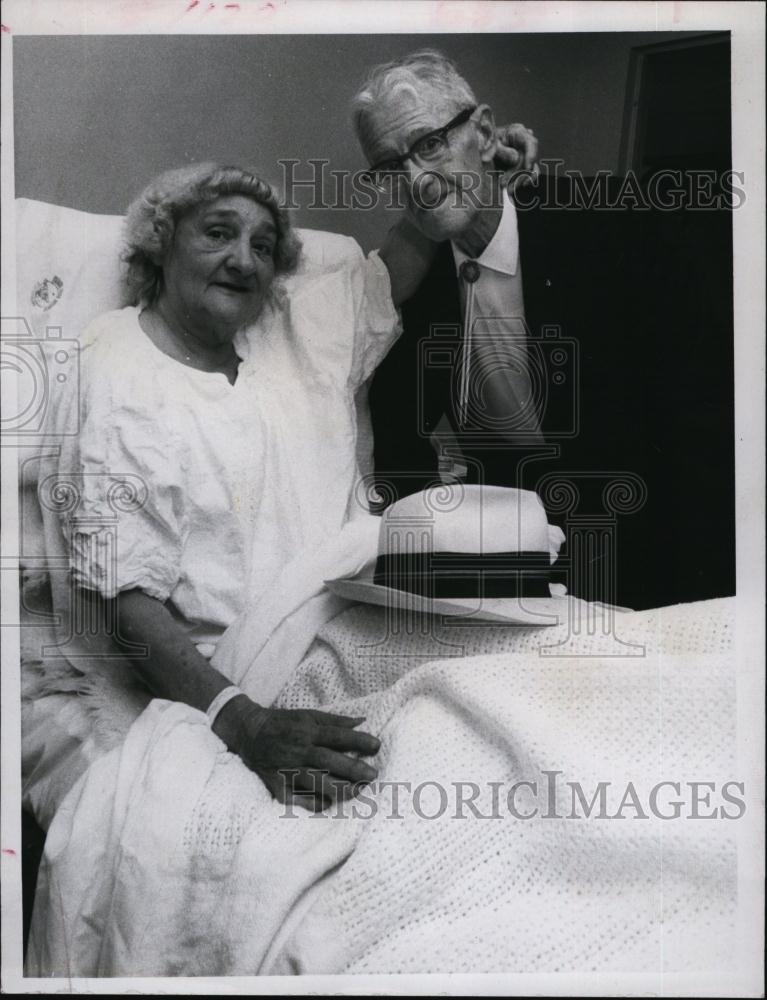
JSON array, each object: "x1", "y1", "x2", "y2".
[{"x1": 618, "y1": 31, "x2": 730, "y2": 177}]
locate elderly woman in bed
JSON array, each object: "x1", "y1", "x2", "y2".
[
  {"x1": 37, "y1": 162, "x2": 438, "y2": 810},
  {"x1": 36, "y1": 131, "x2": 537, "y2": 812}
]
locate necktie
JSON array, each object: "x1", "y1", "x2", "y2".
[
  {"x1": 457, "y1": 259, "x2": 480, "y2": 428},
  {"x1": 457, "y1": 258, "x2": 545, "y2": 445}
]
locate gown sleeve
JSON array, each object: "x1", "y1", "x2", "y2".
[
  {"x1": 266, "y1": 248, "x2": 402, "y2": 393},
  {"x1": 40, "y1": 315, "x2": 185, "y2": 602},
  {"x1": 347, "y1": 249, "x2": 403, "y2": 389}
]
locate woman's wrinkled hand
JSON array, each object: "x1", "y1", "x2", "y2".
[
  {"x1": 213, "y1": 695, "x2": 380, "y2": 811},
  {"x1": 494, "y1": 122, "x2": 540, "y2": 194}
]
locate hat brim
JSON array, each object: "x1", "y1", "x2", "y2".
[{"x1": 325, "y1": 564, "x2": 564, "y2": 626}]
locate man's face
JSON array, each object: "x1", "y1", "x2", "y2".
[{"x1": 360, "y1": 91, "x2": 496, "y2": 243}]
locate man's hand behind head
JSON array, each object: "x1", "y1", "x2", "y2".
[{"x1": 495, "y1": 122, "x2": 540, "y2": 193}]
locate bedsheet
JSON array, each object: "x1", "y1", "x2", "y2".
[{"x1": 26, "y1": 595, "x2": 739, "y2": 977}]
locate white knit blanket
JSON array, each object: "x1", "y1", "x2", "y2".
[{"x1": 26, "y1": 596, "x2": 739, "y2": 978}]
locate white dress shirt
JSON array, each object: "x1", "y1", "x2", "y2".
[
  {"x1": 445, "y1": 190, "x2": 542, "y2": 458},
  {"x1": 451, "y1": 187, "x2": 526, "y2": 330}
]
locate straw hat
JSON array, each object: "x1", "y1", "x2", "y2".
[{"x1": 326, "y1": 484, "x2": 567, "y2": 625}]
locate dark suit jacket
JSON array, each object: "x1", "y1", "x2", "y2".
[
  {"x1": 368, "y1": 177, "x2": 735, "y2": 610},
  {"x1": 369, "y1": 182, "x2": 580, "y2": 495}
]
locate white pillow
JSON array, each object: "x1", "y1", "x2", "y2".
[{"x1": 14, "y1": 197, "x2": 363, "y2": 341}]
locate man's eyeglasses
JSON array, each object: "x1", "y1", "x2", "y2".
[{"x1": 361, "y1": 106, "x2": 478, "y2": 190}]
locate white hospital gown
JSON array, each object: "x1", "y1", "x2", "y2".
[
  {"x1": 41, "y1": 251, "x2": 399, "y2": 647},
  {"x1": 22, "y1": 252, "x2": 398, "y2": 827}
]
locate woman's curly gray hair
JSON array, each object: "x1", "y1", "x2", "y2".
[{"x1": 123, "y1": 163, "x2": 302, "y2": 306}]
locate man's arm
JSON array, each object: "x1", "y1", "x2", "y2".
[{"x1": 377, "y1": 217, "x2": 437, "y2": 307}]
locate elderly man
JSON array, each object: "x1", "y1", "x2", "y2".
[
  {"x1": 353, "y1": 49, "x2": 553, "y2": 502},
  {"x1": 352, "y1": 48, "x2": 737, "y2": 615}
]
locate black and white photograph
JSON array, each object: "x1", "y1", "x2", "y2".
[{"x1": 1, "y1": 0, "x2": 764, "y2": 994}]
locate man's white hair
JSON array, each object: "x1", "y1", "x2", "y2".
[{"x1": 351, "y1": 49, "x2": 477, "y2": 142}]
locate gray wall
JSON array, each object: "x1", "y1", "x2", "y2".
[{"x1": 14, "y1": 31, "x2": 688, "y2": 250}]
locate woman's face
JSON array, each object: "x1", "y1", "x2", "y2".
[{"x1": 162, "y1": 194, "x2": 278, "y2": 341}]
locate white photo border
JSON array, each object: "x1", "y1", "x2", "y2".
[{"x1": 1, "y1": 1, "x2": 764, "y2": 995}]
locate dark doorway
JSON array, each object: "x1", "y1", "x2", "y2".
[{"x1": 622, "y1": 33, "x2": 731, "y2": 179}]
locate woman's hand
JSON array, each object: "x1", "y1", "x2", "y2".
[
  {"x1": 214, "y1": 695, "x2": 380, "y2": 810},
  {"x1": 113, "y1": 589, "x2": 380, "y2": 810},
  {"x1": 494, "y1": 122, "x2": 540, "y2": 193}
]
